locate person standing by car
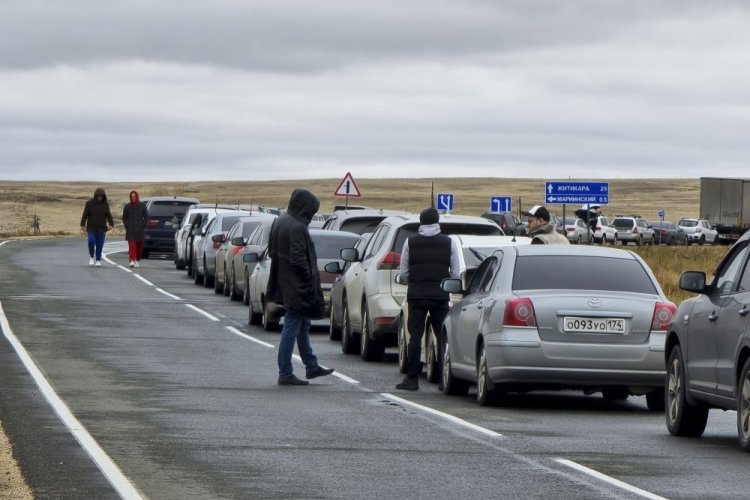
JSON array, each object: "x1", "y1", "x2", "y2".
[
  {"x1": 122, "y1": 190, "x2": 149, "y2": 268},
  {"x1": 396, "y1": 207, "x2": 461, "y2": 391},
  {"x1": 266, "y1": 188, "x2": 335, "y2": 386},
  {"x1": 522, "y1": 205, "x2": 570, "y2": 245},
  {"x1": 80, "y1": 187, "x2": 114, "y2": 266}
]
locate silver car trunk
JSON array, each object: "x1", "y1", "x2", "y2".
[{"x1": 524, "y1": 290, "x2": 657, "y2": 344}]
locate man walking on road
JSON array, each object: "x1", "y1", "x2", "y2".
[
  {"x1": 522, "y1": 205, "x2": 570, "y2": 245},
  {"x1": 266, "y1": 188, "x2": 334, "y2": 386},
  {"x1": 396, "y1": 207, "x2": 460, "y2": 391},
  {"x1": 80, "y1": 187, "x2": 114, "y2": 266}
]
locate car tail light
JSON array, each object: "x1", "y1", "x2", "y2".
[
  {"x1": 377, "y1": 251, "x2": 401, "y2": 270},
  {"x1": 503, "y1": 298, "x2": 537, "y2": 327},
  {"x1": 660, "y1": 229, "x2": 668, "y2": 235},
  {"x1": 596, "y1": 225, "x2": 602, "y2": 231},
  {"x1": 651, "y1": 302, "x2": 676, "y2": 331},
  {"x1": 566, "y1": 227, "x2": 575, "y2": 232},
  {"x1": 632, "y1": 226, "x2": 638, "y2": 234},
  {"x1": 147, "y1": 220, "x2": 160, "y2": 228}
]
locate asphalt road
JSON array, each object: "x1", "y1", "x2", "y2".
[{"x1": 1, "y1": 237, "x2": 748, "y2": 499}]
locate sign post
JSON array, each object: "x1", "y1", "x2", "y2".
[
  {"x1": 657, "y1": 210, "x2": 665, "y2": 245},
  {"x1": 334, "y1": 172, "x2": 362, "y2": 208}
]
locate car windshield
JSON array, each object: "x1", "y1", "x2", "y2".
[
  {"x1": 392, "y1": 223, "x2": 502, "y2": 252},
  {"x1": 679, "y1": 220, "x2": 698, "y2": 227},
  {"x1": 148, "y1": 201, "x2": 195, "y2": 217},
  {"x1": 339, "y1": 217, "x2": 387, "y2": 235},
  {"x1": 612, "y1": 218, "x2": 635, "y2": 229},
  {"x1": 512, "y1": 255, "x2": 658, "y2": 294},
  {"x1": 312, "y1": 234, "x2": 360, "y2": 259}
]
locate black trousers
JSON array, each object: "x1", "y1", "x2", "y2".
[{"x1": 406, "y1": 299, "x2": 449, "y2": 378}]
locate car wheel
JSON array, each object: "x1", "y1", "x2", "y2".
[
  {"x1": 242, "y1": 270, "x2": 251, "y2": 305},
  {"x1": 328, "y1": 311, "x2": 342, "y2": 341},
  {"x1": 666, "y1": 345, "x2": 709, "y2": 437},
  {"x1": 360, "y1": 303, "x2": 385, "y2": 362},
  {"x1": 611, "y1": 235, "x2": 617, "y2": 246},
  {"x1": 248, "y1": 301, "x2": 262, "y2": 325},
  {"x1": 341, "y1": 300, "x2": 359, "y2": 354},
  {"x1": 646, "y1": 387, "x2": 666, "y2": 412},
  {"x1": 193, "y1": 259, "x2": 204, "y2": 285},
  {"x1": 600, "y1": 235, "x2": 606, "y2": 245},
  {"x1": 442, "y1": 330, "x2": 469, "y2": 396},
  {"x1": 577, "y1": 235, "x2": 582, "y2": 244},
  {"x1": 699, "y1": 235, "x2": 706, "y2": 246},
  {"x1": 425, "y1": 323, "x2": 441, "y2": 383},
  {"x1": 602, "y1": 387, "x2": 629, "y2": 401},
  {"x1": 477, "y1": 343, "x2": 499, "y2": 406},
  {"x1": 175, "y1": 253, "x2": 185, "y2": 270},
  {"x1": 214, "y1": 266, "x2": 224, "y2": 294},
  {"x1": 737, "y1": 357, "x2": 750, "y2": 451},
  {"x1": 203, "y1": 258, "x2": 213, "y2": 288},
  {"x1": 262, "y1": 300, "x2": 279, "y2": 331},
  {"x1": 636, "y1": 236, "x2": 642, "y2": 247},
  {"x1": 397, "y1": 314, "x2": 408, "y2": 374}
]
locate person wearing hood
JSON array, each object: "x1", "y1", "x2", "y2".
[
  {"x1": 266, "y1": 188, "x2": 335, "y2": 386},
  {"x1": 80, "y1": 187, "x2": 114, "y2": 266},
  {"x1": 396, "y1": 207, "x2": 460, "y2": 391},
  {"x1": 522, "y1": 205, "x2": 570, "y2": 245},
  {"x1": 121, "y1": 190, "x2": 149, "y2": 268}
]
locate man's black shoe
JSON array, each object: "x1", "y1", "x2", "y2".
[
  {"x1": 306, "y1": 366, "x2": 335, "y2": 379},
  {"x1": 396, "y1": 377, "x2": 419, "y2": 391},
  {"x1": 278, "y1": 374, "x2": 310, "y2": 386}
]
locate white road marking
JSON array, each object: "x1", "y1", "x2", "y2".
[
  {"x1": 155, "y1": 288, "x2": 182, "y2": 300},
  {"x1": 133, "y1": 274, "x2": 154, "y2": 287},
  {"x1": 555, "y1": 458, "x2": 667, "y2": 500},
  {"x1": 185, "y1": 304, "x2": 220, "y2": 322},
  {"x1": 331, "y1": 371, "x2": 360, "y2": 385},
  {"x1": 0, "y1": 302, "x2": 144, "y2": 500},
  {"x1": 381, "y1": 392, "x2": 503, "y2": 438},
  {"x1": 225, "y1": 326, "x2": 274, "y2": 348},
  {"x1": 0, "y1": 240, "x2": 10, "y2": 247}
]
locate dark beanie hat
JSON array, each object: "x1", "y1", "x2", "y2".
[{"x1": 419, "y1": 207, "x2": 440, "y2": 225}]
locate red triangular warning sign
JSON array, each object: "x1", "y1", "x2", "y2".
[{"x1": 334, "y1": 172, "x2": 362, "y2": 197}]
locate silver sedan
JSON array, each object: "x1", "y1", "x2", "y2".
[{"x1": 440, "y1": 245, "x2": 675, "y2": 408}]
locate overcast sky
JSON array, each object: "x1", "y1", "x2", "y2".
[{"x1": 2, "y1": 0, "x2": 749, "y2": 182}]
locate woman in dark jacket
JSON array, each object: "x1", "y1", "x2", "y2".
[
  {"x1": 122, "y1": 190, "x2": 149, "y2": 268},
  {"x1": 80, "y1": 187, "x2": 114, "y2": 266}
]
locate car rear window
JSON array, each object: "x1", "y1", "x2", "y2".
[
  {"x1": 339, "y1": 217, "x2": 387, "y2": 235},
  {"x1": 147, "y1": 201, "x2": 195, "y2": 217},
  {"x1": 679, "y1": 220, "x2": 698, "y2": 227},
  {"x1": 392, "y1": 223, "x2": 501, "y2": 252},
  {"x1": 612, "y1": 218, "x2": 634, "y2": 229},
  {"x1": 512, "y1": 255, "x2": 658, "y2": 294},
  {"x1": 312, "y1": 234, "x2": 360, "y2": 259},
  {"x1": 221, "y1": 215, "x2": 244, "y2": 231},
  {"x1": 242, "y1": 221, "x2": 264, "y2": 238}
]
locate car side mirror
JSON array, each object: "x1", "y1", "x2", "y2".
[
  {"x1": 212, "y1": 234, "x2": 224, "y2": 243},
  {"x1": 243, "y1": 253, "x2": 259, "y2": 263},
  {"x1": 324, "y1": 261, "x2": 342, "y2": 274},
  {"x1": 340, "y1": 248, "x2": 359, "y2": 262},
  {"x1": 679, "y1": 271, "x2": 707, "y2": 294},
  {"x1": 441, "y1": 278, "x2": 464, "y2": 294},
  {"x1": 231, "y1": 236, "x2": 244, "y2": 246}
]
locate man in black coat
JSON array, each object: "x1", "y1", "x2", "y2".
[
  {"x1": 396, "y1": 207, "x2": 460, "y2": 391},
  {"x1": 266, "y1": 189, "x2": 335, "y2": 386},
  {"x1": 80, "y1": 187, "x2": 114, "y2": 266}
]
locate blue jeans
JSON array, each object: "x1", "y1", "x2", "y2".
[
  {"x1": 278, "y1": 309, "x2": 319, "y2": 377},
  {"x1": 87, "y1": 231, "x2": 106, "y2": 261}
]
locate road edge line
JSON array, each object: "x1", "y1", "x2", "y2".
[{"x1": 554, "y1": 458, "x2": 667, "y2": 500}]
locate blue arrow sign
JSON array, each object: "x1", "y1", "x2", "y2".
[
  {"x1": 545, "y1": 181, "x2": 609, "y2": 205},
  {"x1": 436, "y1": 193, "x2": 454, "y2": 211},
  {"x1": 658, "y1": 210, "x2": 665, "y2": 218},
  {"x1": 490, "y1": 196, "x2": 512, "y2": 213}
]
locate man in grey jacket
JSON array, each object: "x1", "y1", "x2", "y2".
[{"x1": 522, "y1": 205, "x2": 570, "y2": 245}]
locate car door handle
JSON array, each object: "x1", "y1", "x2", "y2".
[
  {"x1": 708, "y1": 312, "x2": 718, "y2": 321},
  {"x1": 740, "y1": 306, "x2": 749, "y2": 317}
]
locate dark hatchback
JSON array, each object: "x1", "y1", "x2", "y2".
[
  {"x1": 481, "y1": 212, "x2": 524, "y2": 236},
  {"x1": 143, "y1": 196, "x2": 200, "y2": 258}
]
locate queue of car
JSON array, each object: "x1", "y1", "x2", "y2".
[{"x1": 143, "y1": 197, "x2": 748, "y2": 452}]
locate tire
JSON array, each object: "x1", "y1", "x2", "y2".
[
  {"x1": 203, "y1": 258, "x2": 214, "y2": 288},
  {"x1": 600, "y1": 235, "x2": 606, "y2": 245},
  {"x1": 142, "y1": 250, "x2": 150, "y2": 259},
  {"x1": 611, "y1": 235, "x2": 617, "y2": 246},
  {"x1": 214, "y1": 266, "x2": 224, "y2": 294},
  {"x1": 737, "y1": 358, "x2": 750, "y2": 452},
  {"x1": 341, "y1": 300, "x2": 359, "y2": 354},
  {"x1": 602, "y1": 387, "x2": 629, "y2": 401},
  {"x1": 193, "y1": 258, "x2": 204, "y2": 285},
  {"x1": 242, "y1": 270, "x2": 251, "y2": 305},
  {"x1": 248, "y1": 303, "x2": 262, "y2": 325},
  {"x1": 425, "y1": 323, "x2": 441, "y2": 383},
  {"x1": 477, "y1": 344, "x2": 499, "y2": 406},
  {"x1": 228, "y1": 266, "x2": 240, "y2": 300},
  {"x1": 699, "y1": 235, "x2": 705, "y2": 246},
  {"x1": 636, "y1": 236, "x2": 642, "y2": 247},
  {"x1": 397, "y1": 314, "x2": 408, "y2": 374},
  {"x1": 360, "y1": 303, "x2": 385, "y2": 362},
  {"x1": 262, "y1": 300, "x2": 280, "y2": 331},
  {"x1": 646, "y1": 387, "x2": 666, "y2": 412},
  {"x1": 577, "y1": 235, "x2": 582, "y2": 245},
  {"x1": 666, "y1": 346, "x2": 709, "y2": 437},
  {"x1": 442, "y1": 331, "x2": 469, "y2": 396},
  {"x1": 329, "y1": 305, "x2": 342, "y2": 341}
]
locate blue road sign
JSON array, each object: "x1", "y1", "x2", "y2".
[
  {"x1": 490, "y1": 196, "x2": 512, "y2": 213},
  {"x1": 545, "y1": 181, "x2": 609, "y2": 205},
  {"x1": 436, "y1": 193, "x2": 454, "y2": 211},
  {"x1": 658, "y1": 210, "x2": 665, "y2": 218}
]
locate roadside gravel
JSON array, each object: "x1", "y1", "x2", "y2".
[{"x1": 0, "y1": 421, "x2": 32, "y2": 499}]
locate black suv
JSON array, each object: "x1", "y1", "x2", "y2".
[
  {"x1": 667, "y1": 229, "x2": 750, "y2": 451},
  {"x1": 142, "y1": 196, "x2": 200, "y2": 258},
  {"x1": 480, "y1": 212, "x2": 524, "y2": 236}
]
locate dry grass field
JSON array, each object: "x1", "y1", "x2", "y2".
[{"x1": 0, "y1": 177, "x2": 727, "y2": 304}]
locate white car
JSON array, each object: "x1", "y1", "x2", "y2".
[
  {"x1": 337, "y1": 214, "x2": 502, "y2": 361},
  {"x1": 677, "y1": 218, "x2": 718, "y2": 245},
  {"x1": 396, "y1": 234, "x2": 532, "y2": 381},
  {"x1": 175, "y1": 205, "x2": 239, "y2": 270},
  {"x1": 563, "y1": 218, "x2": 593, "y2": 244}
]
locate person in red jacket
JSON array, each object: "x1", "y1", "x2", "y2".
[{"x1": 122, "y1": 190, "x2": 149, "y2": 268}]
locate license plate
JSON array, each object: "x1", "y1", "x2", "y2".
[
  {"x1": 164, "y1": 221, "x2": 172, "y2": 227},
  {"x1": 563, "y1": 317, "x2": 625, "y2": 334}
]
